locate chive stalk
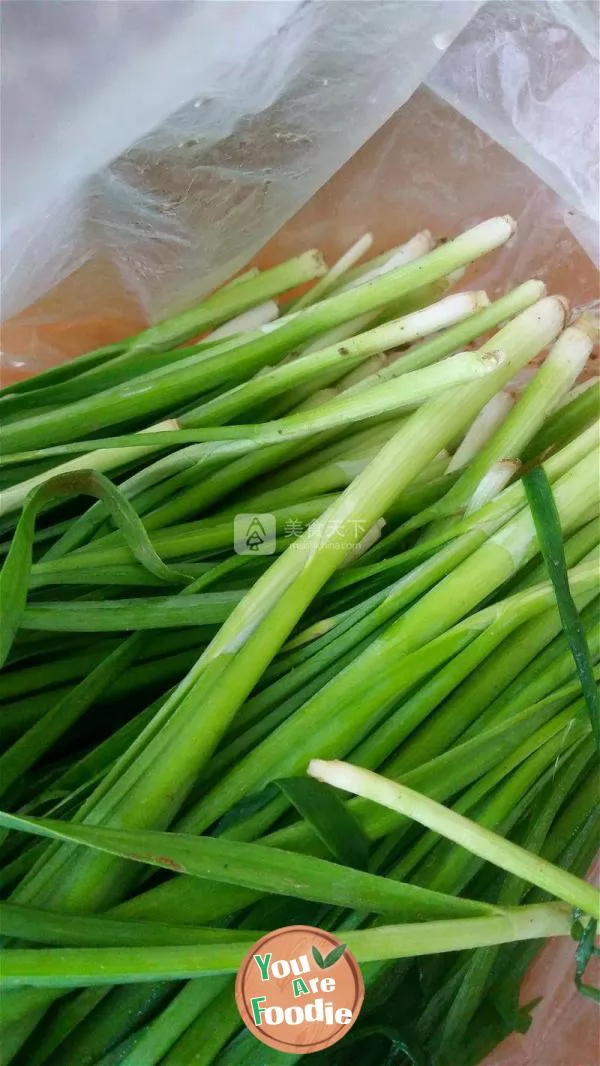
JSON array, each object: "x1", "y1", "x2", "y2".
[
  {"x1": 0, "y1": 904, "x2": 571, "y2": 990},
  {"x1": 404, "y1": 315, "x2": 592, "y2": 531},
  {"x1": 0, "y1": 218, "x2": 517, "y2": 455},
  {"x1": 203, "y1": 298, "x2": 279, "y2": 340},
  {"x1": 0, "y1": 280, "x2": 543, "y2": 530},
  {"x1": 450, "y1": 316, "x2": 594, "y2": 510},
  {"x1": 338, "y1": 231, "x2": 436, "y2": 292},
  {"x1": 296, "y1": 230, "x2": 438, "y2": 354},
  {"x1": 0, "y1": 254, "x2": 323, "y2": 419},
  {"x1": 447, "y1": 391, "x2": 514, "y2": 472},
  {"x1": 125, "y1": 250, "x2": 326, "y2": 355},
  {"x1": 364, "y1": 416, "x2": 599, "y2": 565},
  {"x1": 178, "y1": 448, "x2": 596, "y2": 833},
  {"x1": 7, "y1": 291, "x2": 486, "y2": 462},
  {"x1": 289, "y1": 232, "x2": 373, "y2": 310},
  {"x1": 0, "y1": 344, "x2": 494, "y2": 464},
  {"x1": 309, "y1": 760, "x2": 600, "y2": 917},
  {"x1": 175, "y1": 289, "x2": 490, "y2": 429},
  {"x1": 44, "y1": 346, "x2": 500, "y2": 465}
]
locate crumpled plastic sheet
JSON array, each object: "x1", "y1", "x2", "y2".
[
  {"x1": 2, "y1": 0, "x2": 598, "y2": 376},
  {"x1": 428, "y1": 0, "x2": 600, "y2": 264},
  {"x1": 1, "y1": 0, "x2": 479, "y2": 332}
]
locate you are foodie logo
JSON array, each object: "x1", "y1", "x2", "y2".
[{"x1": 235, "y1": 925, "x2": 365, "y2": 1053}]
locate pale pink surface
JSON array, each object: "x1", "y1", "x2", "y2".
[
  {"x1": 483, "y1": 936, "x2": 599, "y2": 1066},
  {"x1": 484, "y1": 862, "x2": 599, "y2": 1066}
]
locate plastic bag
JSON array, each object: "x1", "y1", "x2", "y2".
[
  {"x1": 1, "y1": 0, "x2": 478, "y2": 332},
  {"x1": 3, "y1": 0, "x2": 597, "y2": 379},
  {"x1": 428, "y1": 0, "x2": 599, "y2": 264}
]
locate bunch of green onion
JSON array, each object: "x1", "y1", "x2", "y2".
[{"x1": 0, "y1": 215, "x2": 598, "y2": 1066}]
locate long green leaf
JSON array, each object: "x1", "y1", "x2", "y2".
[
  {"x1": 524, "y1": 466, "x2": 600, "y2": 748},
  {"x1": 0, "y1": 471, "x2": 186, "y2": 667},
  {"x1": 20, "y1": 592, "x2": 243, "y2": 633},
  {"x1": 27, "y1": 561, "x2": 212, "y2": 590},
  {"x1": 0, "y1": 904, "x2": 571, "y2": 990},
  {"x1": 0, "y1": 901, "x2": 261, "y2": 949},
  {"x1": 0, "y1": 811, "x2": 495, "y2": 921}
]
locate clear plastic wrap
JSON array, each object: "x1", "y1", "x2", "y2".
[
  {"x1": 0, "y1": 4, "x2": 598, "y2": 1059},
  {"x1": 2, "y1": 0, "x2": 479, "y2": 334},
  {"x1": 2, "y1": 1, "x2": 597, "y2": 377},
  {"x1": 429, "y1": 0, "x2": 599, "y2": 263}
]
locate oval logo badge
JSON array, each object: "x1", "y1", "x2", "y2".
[{"x1": 235, "y1": 924, "x2": 365, "y2": 1054}]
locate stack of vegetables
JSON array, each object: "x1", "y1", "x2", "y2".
[{"x1": 0, "y1": 215, "x2": 598, "y2": 1066}]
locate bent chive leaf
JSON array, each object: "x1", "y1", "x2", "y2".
[
  {"x1": 275, "y1": 776, "x2": 370, "y2": 869},
  {"x1": 0, "y1": 470, "x2": 188, "y2": 667},
  {"x1": 523, "y1": 466, "x2": 600, "y2": 749}
]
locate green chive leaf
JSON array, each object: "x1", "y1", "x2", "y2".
[
  {"x1": 524, "y1": 466, "x2": 600, "y2": 749},
  {"x1": 276, "y1": 776, "x2": 370, "y2": 869},
  {"x1": 0, "y1": 470, "x2": 187, "y2": 667}
]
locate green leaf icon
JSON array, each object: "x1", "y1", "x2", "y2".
[
  {"x1": 312, "y1": 942, "x2": 347, "y2": 969},
  {"x1": 323, "y1": 943, "x2": 347, "y2": 968},
  {"x1": 311, "y1": 945, "x2": 326, "y2": 969}
]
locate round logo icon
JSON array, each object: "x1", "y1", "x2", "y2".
[{"x1": 235, "y1": 924, "x2": 364, "y2": 1054}]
